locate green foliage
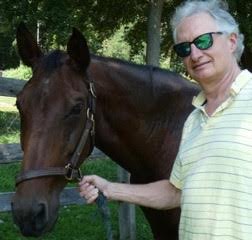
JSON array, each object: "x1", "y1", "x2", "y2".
[
  {"x1": 0, "y1": 0, "x2": 172, "y2": 69},
  {"x1": 0, "y1": 32, "x2": 19, "y2": 69},
  {"x1": 3, "y1": 64, "x2": 31, "y2": 80},
  {"x1": 2, "y1": 0, "x2": 252, "y2": 71},
  {"x1": 98, "y1": 25, "x2": 131, "y2": 60},
  {"x1": 98, "y1": 25, "x2": 146, "y2": 64}
]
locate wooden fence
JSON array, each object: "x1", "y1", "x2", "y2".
[
  {"x1": 0, "y1": 76, "x2": 26, "y2": 97},
  {"x1": 0, "y1": 76, "x2": 136, "y2": 240}
]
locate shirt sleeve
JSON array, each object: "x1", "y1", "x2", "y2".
[
  {"x1": 169, "y1": 110, "x2": 197, "y2": 190},
  {"x1": 169, "y1": 154, "x2": 182, "y2": 190}
]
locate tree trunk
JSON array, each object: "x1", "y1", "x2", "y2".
[{"x1": 146, "y1": 0, "x2": 164, "y2": 67}]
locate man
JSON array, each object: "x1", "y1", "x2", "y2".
[{"x1": 79, "y1": 1, "x2": 252, "y2": 239}]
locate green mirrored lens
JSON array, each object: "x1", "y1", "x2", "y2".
[{"x1": 194, "y1": 33, "x2": 213, "y2": 50}]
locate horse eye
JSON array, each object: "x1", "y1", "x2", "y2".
[{"x1": 70, "y1": 103, "x2": 84, "y2": 115}]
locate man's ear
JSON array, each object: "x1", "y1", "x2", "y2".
[{"x1": 229, "y1": 32, "x2": 238, "y2": 53}]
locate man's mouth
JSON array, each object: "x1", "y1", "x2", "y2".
[{"x1": 193, "y1": 61, "x2": 210, "y2": 70}]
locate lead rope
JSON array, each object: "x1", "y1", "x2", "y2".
[
  {"x1": 85, "y1": 75, "x2": 113, "y2": 240},
  {"x1": 95, "y1": 192, "x2": 113, "y2": 240},
  {"x1": 79, "y1": 172, "x2": 113, "y2": 240}
]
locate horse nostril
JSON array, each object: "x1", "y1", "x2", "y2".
[{"x1": 34, "y1": 202, "x2": 48, "y2": 232}]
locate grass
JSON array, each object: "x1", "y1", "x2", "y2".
[
  {"x1": 1, "y1": 204, "x2": 152, "y2": 240},
  {"x1": 0, "y1": 96, "x2": 17, "y2": 105},
  {"x1": 0, "y1": 96, "x2": 17, "y2": 112},
  {"x1": 1, "y1": 204, "x2": 121, "y2": 240},
  {"x1": 0, "y1": 96, "x2": 153, "y2": 239}
]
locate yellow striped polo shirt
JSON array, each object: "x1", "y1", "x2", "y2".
[{"x1": 170, "y1": 70, "x2": 252, "y2": 240}]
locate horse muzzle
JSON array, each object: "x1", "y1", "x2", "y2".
[{"x1": 11, "y1": 187, "x2": 59, "y2": 237}]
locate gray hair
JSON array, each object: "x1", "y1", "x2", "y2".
[{"x1": 170, "y1": 0, "x2": 244, "y2": 61}]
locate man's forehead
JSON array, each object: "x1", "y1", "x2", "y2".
[{"x1": 176, "y1": 12, "x2": 218, "y2": 42}]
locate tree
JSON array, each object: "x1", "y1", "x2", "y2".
[
  {"x1": 2, "y1": 0, "x2": 252, "y2": 71},
  {"x1": 228, "y1": 0, "x2": 252, "y2": 71},
  {"x1": 146, "y1": 0, "x2": 164, "y2": 66}
]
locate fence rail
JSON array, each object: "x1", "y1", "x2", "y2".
[
  {"x1": 0, "y1": 143, "x2": 22, "y2": 163},
  {"x1": 0, "y1": 77, "x2": 26, "y2": 96},
  {"x1": 0, "y1": 143, "x2": 105, "y2": 164},
  {"x1": 0, "y1": 187, "x2": 84, "y2": 212}
]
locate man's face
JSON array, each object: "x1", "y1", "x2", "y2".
[{"x1": 175, "y1": 12, "x2": 238, "y2": 86}]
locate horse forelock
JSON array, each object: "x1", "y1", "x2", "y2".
[
  {"x1": 40, "y1": 50, "x2": 66, "y2": 76},
  {"x1": 31, "y1": 49, "x2": 83, "y2": 96},
  {"x1": 19, "y1": 51, "x2": 67, "y2": 111}
]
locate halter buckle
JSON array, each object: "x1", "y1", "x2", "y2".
[
  {"x1": 87, "y1": 108, "x2": 95, "y2": 136},
  {"x1": 87, "y1": 108, "x2": 94, "y2": 121},
  {"x1": 65, "y1": 163, "x2": 82, "y2": 181},
  {"x1": 89, "y1": 82, "x2": 97, "y2": 98}
]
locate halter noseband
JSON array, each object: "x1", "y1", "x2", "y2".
[{"x1": 15, "y1": 74, "x2": 96, "y2": 186}]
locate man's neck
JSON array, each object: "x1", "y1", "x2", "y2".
[{"x1": 203, "y1": 66, "x2": 241, "y2": 116}]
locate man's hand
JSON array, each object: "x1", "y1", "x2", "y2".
[{"x1": 79, "y1": 175, "x2": 110, "y2": 203}]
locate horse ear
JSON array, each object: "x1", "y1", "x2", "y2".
[
  {"x1": 16, "y1": 22, "x2": 43, "y2": 68},
  {"x1": 67, "y1": 28, "x2": 90, "y2": 72}
]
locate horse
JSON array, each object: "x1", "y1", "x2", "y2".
[{"x1": 11, "y1": 23, "x2": 199, "y2": 239}]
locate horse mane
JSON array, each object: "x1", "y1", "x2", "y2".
[
  {"x1": 91, "y1": 54, "x2": 196, "y2": 90},
  {"x1": 91, "y1": 54, "x2": 199, "y2": 113},
  {"x1": 91, "y1": 54, "x2": 162, "y2": 78},
  {"x1": 91, "y1": 54, "x2": 141, "y2": 67},
  {"x1": 88, "y1": 54, "x2": 199, "y2": 138}
]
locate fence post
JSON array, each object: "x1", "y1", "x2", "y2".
[{"x1": 117, "y1": 166, "x2": 136, "y2": 240}]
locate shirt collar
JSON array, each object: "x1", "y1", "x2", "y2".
[{"x1": 192, "y1": 69, "x2": 252, "y2": 108}]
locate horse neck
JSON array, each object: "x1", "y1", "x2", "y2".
[
  {"x1": 89, "y1": 56, "x2": 197, "y2": 175},
  {"x1": 90, "y1": 55, "x2": 197, "y2": 119},
  {"x1": 90, "y1": 56, "x2": 169, "y2": 112}
]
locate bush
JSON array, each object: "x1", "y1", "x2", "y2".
[{"x1": 3, "y1": 64, "x2": 31, "y2": 80}]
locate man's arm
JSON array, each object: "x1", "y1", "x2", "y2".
[{"x1": 79, "y1": 175, "x2": 181, "y2": 210}]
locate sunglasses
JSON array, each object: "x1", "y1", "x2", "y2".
[{"x1": 173, "y1": 32, "x2": 223, "y2": 58}]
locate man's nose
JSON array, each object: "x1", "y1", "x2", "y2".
[{"x1": 190, "y1": 43, "x2": 203, "y2": 60}]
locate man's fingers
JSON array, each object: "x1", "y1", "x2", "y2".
[
  {"x1": 79, "y1": 180, "x2": 99, "y2": 204},
  {"x1": 79, "y1": 175, "x2": 96, "y2": 185}
]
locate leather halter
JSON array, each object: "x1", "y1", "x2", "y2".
[{"x1": 15, "y1": 74, "x2": 96, "y2": 186}]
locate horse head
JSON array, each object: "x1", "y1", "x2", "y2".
[{"x1": 11, "y1": 23, "x2": 93, "y2": 236}]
